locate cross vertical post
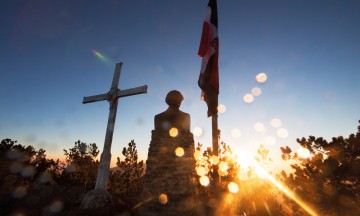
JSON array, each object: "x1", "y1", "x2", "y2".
[
  {"x1": 82, "y1": 62, "x2": 147, "y2": 191},
  {"x1": 95, "y1": 63, "x2": 121, "y2": 190}
]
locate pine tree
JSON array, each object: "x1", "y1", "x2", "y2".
[{"x1": 109, "y1": 140, "x2": 144, "y2": 195}]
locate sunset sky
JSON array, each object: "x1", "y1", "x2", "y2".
[{"x1": 1, "y1": 0, "x2": 360, "y2": 172}]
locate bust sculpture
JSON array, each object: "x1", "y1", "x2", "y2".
[{"x1": 154, "y1": 90, "x2": 190, "y2": 131}]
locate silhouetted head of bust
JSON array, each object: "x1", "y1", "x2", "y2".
[
  {"x1": 165, "y1": 90, "x2": 184, "y2": 108},
  {"x1": 154, "y1": 90, "x2": 190, "y2": 131}
]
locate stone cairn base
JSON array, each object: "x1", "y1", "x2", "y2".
[{"x1": 139, "y1": 130, "x2": 197, "y2": 216}]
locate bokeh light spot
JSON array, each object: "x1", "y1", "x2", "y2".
[
  {"x1": 21, "y1": 166, "x2": 35, "y2": 177},
  {"x1": 12, "y1": 186, "x2": 27, "y2": 198},
  {"x1": 297, "y1": 147, "x2": 311, "y2": 158},
  {"x1": 194, "y1": 150, "x2": 201, "y2": 160},
  {"x1": 251, "y1": 87, "x2": 262, "y2": 96},
  {"x1": 65, "y1": 163, "x2": 77, "y2": 173},
  {"x1": 210, "y1": 155, "x2": 219, "y2": 165},
  {"x1": 218, "y1": 169, "x2": 228, "y2": 177},
  {"x1": 7, "y1": 149, "x2": 22, "y2": 160},
  {"x1": 10, "y1": 161, "x2": 23, "y2": 173},
  {"x1": 270, "y1": 118, "x2": 282, "y2": 128},
  {"x1": 264, "y1": 136, "x2": 276, "y2": 146},
  {"x1": 224, "y1": 151, "x2": 232, "y2": 158},
  {"x1": 217, "y1": 104, "x2": 226, "y2": 113},
  {"x1": 254, "y1": 122, "x2": 265, "y2": 132},
  {"x1": 228, "y1": 182, "x2": 239, "y2": 194},
  {"x1": 161, "y1": 121, "x2": 171, "y2": 130},
  {"x1": 231, "y1": 129, "x2": 241, "y2": 138},
  {"x1": 175, "y1": 147, "x2": 184, "y2": 157},
  {"x1": 219, "y1": 161, "x2": 229, "y2": 172},
  {"x1": 169, "y1": 127, "x2": 178, "y2": 137},
  {"x1": 158, "y1": 193, "x2": 168, "y2": 205},
  {"x1": 243, "y1": 94, "x2": 254, "y2": 104},
  {"x1": 39, "y1": 172, "x2": 52, "y2": 183},
  {"x1": 49, "y1": 200, "x2": 64, "y2": 213},
  {"x1": 196, "y1": 166, "x2": 207, "y2": 176},
  {"x1": 277, "y1": 128, "x2": 289, "y2": 138},
  {"x1": 193, "y1": 127, "x2": 203, "y2": 137},
  {"x1": 199, "y1": 176, "x2": 210, "y2": 186},
  {"x1": 256, "y1": 72, "x2": 267, "y2": 83}
]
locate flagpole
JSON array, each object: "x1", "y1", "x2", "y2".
[{"x1": 212, "y1": 114, "x2": 219, "y2": 183}]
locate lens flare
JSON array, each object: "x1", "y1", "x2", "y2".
[
  {"x1": 158, "y1": 193, "x2": 168, "y2": 205},
  {"x1": 12, "y1": 186, "x2": 27, "y2": 198},
  {"x1": 218, "y1": 168, "x2": 228, "y2": 177},
  {"x1": 175, "y1": 147, "x2": 184, "y2": 157},
  {"x1": 256, "y1": 72, "x2": 267, "y2": 83},
  {"x1": 199, "y1": 176, "x2": 210, "y2": 186},
  {"x1": 194, "y1": 150, "x2": 201, "y2": 160},
  {"x1": 263, "y1": 136, "x2": 276, "y2": 146},
  {"x1": 49, "y1": 200, "x2": 64, "y2": 213},
  {"x1": 276, "y1": 128, "x2": 289, "y2": 138},
  {"x1": 251, "y1": 87, "x2": 262, "y2": 96},
  {"x1": 218, "y1": 104, "x2": 227, "y2": 113},
  {"x1": 22, "y1": 166, "x2": 35, "y2": 177},
  {"x1": 210, "y1": 155, "x2": 219, "y2": 165},
  {"x1": 92, "y1": 49, "x2": 113, "y2": 67},
  {"x1": 243, "y1": 94, "x2": 254, "y2": 103},
  {"x1": 196, "y1": 166, "x2": 207, "y2": 176},
  {"x1": 254, "y1": 122, "x2": 265, "y2": 132},
  {"x1": 92, "y1": 49, "x2": 106, "y2": 60},
  {"x1": 169, "y1": 127, "x2": 179, "y2": 137},
  {"x1": 270, "y1": 118, "x2": 282, "y2": 128},
  {"x1": 254, "y1": 165, "x2": 319, "y2": 216},
  {"x1": 10, "y1": 162, "x2": 23, "y2": 173},
  {"x1": 193, "y1": 127, "x2": 203, "y2": 137},
  {"x1": 228, "y1": 182, "x2": 239, "y2": 194},
  {"x1": 297, "y1": 147, "x2": 311, "y2": 158},
  {"x1": 231, "y1": 128, "x2": 241, "y2": 138},
  {"x1": 219, "y1": 161, "x2": 229, "y2": 172}
]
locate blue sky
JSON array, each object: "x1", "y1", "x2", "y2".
[{"x1": 1, "y1": 0, "x2": 360, "y2": 171}]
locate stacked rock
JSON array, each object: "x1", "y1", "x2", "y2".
[{"x1": 139, "y1": 90, "x2": 197, "y2": 216}]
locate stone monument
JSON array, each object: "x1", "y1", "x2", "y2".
[{"x1": 139, "y1": 90, "x2": 197, "y2": 216}]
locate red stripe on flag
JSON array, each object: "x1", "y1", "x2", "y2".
[{"x1": 198, "y1": 22, "x2": 210, "y2": 57}]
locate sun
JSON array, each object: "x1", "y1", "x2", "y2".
[{"x1": 234, "y1": 149, "x2": 255, "y2": 168}]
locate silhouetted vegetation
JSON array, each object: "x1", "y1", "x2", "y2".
[
  {"x1": 0, "y1": 138, "x2": 138, "y2": 215},
  {"x1": 60, "y1": 140, "x2": 99, "y2": 189},
  {"x1": 0, "y1": 138, "x2": 61, "y2": 187},
  {"x1": 109, "y1": 140, "x2": 145, "y2": 196},
  {"x1": 279, "y1": 120, "x2": 360, "y2": 215},
  {"x1": 1, "y1": 121, "x2": 359, "y2": 215}
]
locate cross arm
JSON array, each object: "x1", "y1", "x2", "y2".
[
  {"x1": 82, "y1": 93, "x2": 108, "y2": 104},
  {"x1": 83, "y1": 85, "x2": 147, "y2": 104},
  {"x1": 117, "y1": 85, "x2": 148, "y2": 98}
]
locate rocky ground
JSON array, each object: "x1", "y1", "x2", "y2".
[{"x1": 0, "y1": 184, "x2": 136, "y2": 216}]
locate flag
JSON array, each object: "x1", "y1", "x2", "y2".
[{"x1": 198, "y1": 0, "x2": 219, "y2": 117}]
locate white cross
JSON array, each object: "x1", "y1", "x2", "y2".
[{"x1": 83, "y1": 62, "x2": 147, "y2": 190}]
